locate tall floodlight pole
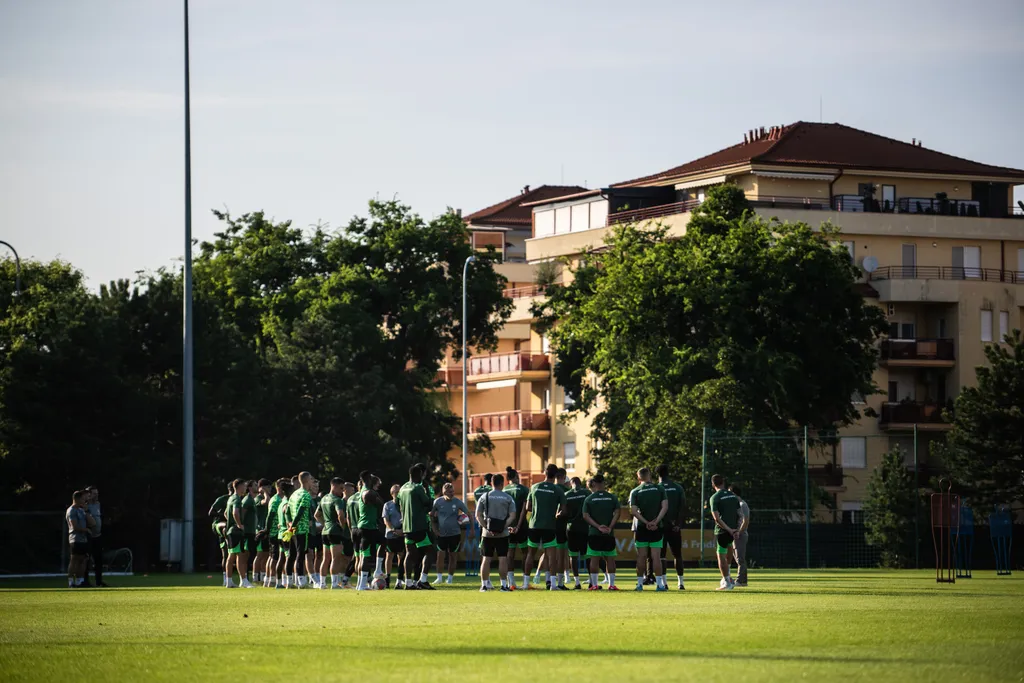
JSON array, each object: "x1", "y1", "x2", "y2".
[
  {"x1": 181, "y1": 0, "x2": 195, "y2": 574},
  {"x1": 460, "y1": 255, "x2": 477, "y2": 502},
  {"x1": 0, "y1": 240, "x2": 21, "y2": 296}
]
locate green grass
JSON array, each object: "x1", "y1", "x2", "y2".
[{"x1": 1, "y1": 570, "x2": 1022, "y2": 682}]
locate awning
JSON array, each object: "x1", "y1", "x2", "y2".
[
  {"x1": 675, "y1": 175, "x2": 727, "y2": 190},
  {"x1": 754, "y1": 171, "x2": 836, "y2": 181}
]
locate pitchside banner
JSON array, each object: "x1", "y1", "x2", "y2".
[{"x1": 611, "y1": 527, "x2": 715, "y2": 561}]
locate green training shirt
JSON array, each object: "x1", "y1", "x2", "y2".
[
  {"x1": 472, "y1": 485, "x2": 492, "y2": 500},
  {"x1": 319, "y1": 493, "x2": 343, "y2": 536},
  {"x1": 288, "y1": 488, "x2": 312, "y2": 534},
  {"x1": 504, "y1": 482, "x2": 529, "y2": 525},
  {"x1": 356, "y1": 489, "x2": 382, "y2": 530},
  {"x1": 397, "y1": 481, "x2": 432, "y2": 533},
  {"x1": 266, "y1": 494, "x2": 282, "y2": 536},
  {"x1": 276, "y1": 496, "x2": 291, "y2": 539},
  {"x1": 225, "y1": 493, "x2": 242, "y2": 532},
  {"x1": 563, "y1": 485, "x2": 590, "y2": 532},
  {"x1": 527, "y1": 481, "x2": 566, "y2": 530},
  {"x1": 661, "y1": 479, "x2": 685, "y2": 526},
  {"x1": 241, "y1": 493, "x2": 257, "y2": 534},
  {"x1": 582, "y1": 491, "x2": 620, "y2": 536},
  {"x1": 710, "y1": 489, "x2": 741, "y2": 535},
  {"x1": 345, "y1": 493, "x2": 360, "y2": 535},
  {"x1": 628, "y1": 482, "x2": 667, "y2": 529},
  {"x1": 308, "y1": 494, "x2": 322, "y2": 536}
]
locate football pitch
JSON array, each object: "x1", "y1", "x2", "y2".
[{"x1": 1, "y1": 570, "x2": 1021, "y2": 682}]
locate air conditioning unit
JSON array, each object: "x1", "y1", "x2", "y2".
[{"x1": 887, "y1": 304, "x2": 896, "y2": 316}]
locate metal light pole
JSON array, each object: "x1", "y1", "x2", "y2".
[
  {"x1": 0, "y1": 240, "x2": 21, "y2": 296},
  {"x1": 181, "y1": 0, "x2": 195, "y2": 574},
  {"x1": 460, "y1": 255, "x2": 476, "y2": 502}
]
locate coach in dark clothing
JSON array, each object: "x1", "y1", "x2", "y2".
[{"x1": 86, "y1": 486, "x2": 108, "y2": 587}]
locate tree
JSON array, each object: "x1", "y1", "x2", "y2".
[
  {"x1": 933, "y1": 329, "x2": 1024, "y2": 511},
  {"x1": 864, "y1": 446, "x2": 921, "y2": 568},
  {"x1": 534, "y1": 184, "x2": 886, "y2": 500}
]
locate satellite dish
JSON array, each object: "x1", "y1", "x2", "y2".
[{"x1": 862, "y1": 256, "x2": 879, "y2": 274}]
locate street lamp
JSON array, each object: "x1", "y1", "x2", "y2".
[
  {"x1": 461, "y1": 254, "x2": 477, "y2": 502},
  {"x1": 0, "y1": 240, "x2": 21, "y2": 296},
  {"x1": 181, "y1": 0, "x2": 195, "y2": 574}
]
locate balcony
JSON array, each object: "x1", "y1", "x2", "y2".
[
  {"x1": 468, "y1": 352, "x2": 550, "y2": 384},
  {"x1": 430, "y1": 367, "x2": 477, "y2": 391},
  {"x1": 880, "y1": 402, "x2": 952, "y2": 432},
  {"x1": 871, "y1": 266, "x2": 1023, "y2": 283},
  {"x1": 466, "y1": 471, "x2": 548, "y2": 498},
  {"x1": 503, "y1": 284, "x2": 546, "y2": 299},
  {"x1": 880, "y1": 339, "x2": 955, "y2": 368},
  {"x1": 809, "y1": 464, "x2": 845, "y2": 491},
  {"x1": 468, "y1": 410, "x2": 551, "y2": 441}
]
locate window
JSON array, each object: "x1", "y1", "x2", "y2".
[
  {"x1": 841, "y1": 501, "x2": 863, "y2": 524},
  {"x1": 937, "y1": 318, "x2": 946, "y2": 339},
  {"x1": 887, "y1": 381, "x2": 898, "y2": 403},
  {"x1": 901, "y1": 323, "x2": 915, "y2": 340},
  {"x1": 881, "y1": 185, "x2": 896, "y2": 211},
  {"x1": 561, "y1": 384, "x2": 576, "y2": 409},
  {"x1": 563, "y1": 442, "x2": 576, "y2": 471},
  {"x1": 901, "y1": 244, "x2": 916, "y2": 277},
  {"x1": 844, "y1": 241, "x2": 855, "y2": 261},
  {"x1": 541, "y1": 334, "x2": 550, "y2": 354},
  {"x1": 999, "y1": 311, "x2": 1009, "y2": 342},
  {"x1": 952, "y1": 246, "x2": 981, "y2": 280},
  {"x1": 542, "y1": 388, "x2": 551, "y2": 411},
  {"x1": 841, "y1": 437, "x2": 867, "y2": 469},
  {"x1": 851, "y1": 391, "x2": 866, "y2": 405},
  {"x1": 981, "y1": 310, "x2": 993, "y2": 342}
]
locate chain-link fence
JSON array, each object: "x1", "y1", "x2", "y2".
[{"x1": 0, "y1": 511, "x2": 67, "y2": 575}]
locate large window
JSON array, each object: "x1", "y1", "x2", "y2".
[
  {"x1": 563, "y1": 442, "x2": 576, "y2": 471},
  {"x1": 841, "y1": 501, "x2": 863, "y2": 524},
  {"x1": 981, "y1": 310, "x2": 993, "y2": 342},
  {"x1": 999, "y1": 311, "x2": 1009, "y2": 342},
  {"x1": 841, "y1": 437, "x2": 867, "y2": 469}
]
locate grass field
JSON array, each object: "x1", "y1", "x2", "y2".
[{"x1": 1, "y1": 570, "x2": 1022, "y2": 682}]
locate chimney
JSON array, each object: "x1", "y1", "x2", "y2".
[
  {"x1": 918, "y1": 140, "x2": 922, "y2": 147},
  {"x1": 912, "y1": 138, "x2": 916, "y2": 146},
  {"x1": 743, "y1": 132, "x2": 748, "y2": 144},
  {"x1": 455, "y1": 208, "x2": 462, "y2": 218},
  {"x1": 522, "y1": 185, "x2": 530, "y2": 194},
  {"x1": 749, "y1": 129, "x2": 755, "y2": 143}
]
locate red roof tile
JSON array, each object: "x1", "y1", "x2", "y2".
[
  {"x1": 464, "y1": 185, "x2": 589, "y2": 227},
  {"x1": 613, "y1": 122, "x2": 1024, "y2": 186}
]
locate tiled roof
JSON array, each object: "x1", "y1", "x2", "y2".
[
  {"x1": 613, "y1": 122, "x2": 1024, "y2": 186},
  {"x1": 464, "y1": 185, "x2": 589, "y2": 227}
]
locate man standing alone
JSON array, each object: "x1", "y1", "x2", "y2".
[
  {"x1": 709, "y1": 474, "x2": 741, "y2": 591},
  {"x1": 66, "y1": 491, "x2": 90, "y2": 588}
]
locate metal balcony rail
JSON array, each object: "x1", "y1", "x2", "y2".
[
  {"x1": 502, "y1": 284, "x2": 546, "y2": 299},
  {"x1": 880, "y1": 402, "x2": 950, "y2": 425},
  {"x1": 468, "y1": 352, "x2": 550, "y2": 377},
  {"x1": 469, "y1": 410, "x2": 551, "y2": 434},
  {"x1": 880, "y1": 338, "x2": 955, "y2": 361},
  {"x1": 870, "y1": 266, "x2": 1024, "y2": 283}
]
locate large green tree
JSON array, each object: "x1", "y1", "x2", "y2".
[
  {"x1": 535, "y1": 185, "x2": 886, "y2": 502},
  {"x1": 864, "y1": 446, "x2": 922, "y2": 568},
  {"x1": 933, "y1": 329, "x2": 1024, "y2": 511}
]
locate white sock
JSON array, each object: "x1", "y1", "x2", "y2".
[
  {"x1": 331, "y1": 574, "x2": 339, "y2": 587},
  {"x1": 609, "y1": 573, "x2": 616, "y2": 587},
  {"x1": 589, "y1": 573, "x2": 598, "y2": 585},
  {"x1": 557, "y1": 574, "x2": 565, "y2": 587},
  {"x1": 523, "y1": 575, "x2": 531, "y2": 588},
  {"x1": 446, "y1": 574, "x2": 453, "y2": 581},
  {"x1": 68, "y1": 578, "x2": 74, "y2": 587},
  {"x1": 656, "y1": 576, "x2": 666, "y2": 588},
  {"x1": 636, "y1": 577, "x2": 644, "y2": 588},
  {"x1": 500, "y1": 578, "x2": 507, "y2": 588},
  {"x1": 360, "y1": 572, "x2": 369, "y2": 588},
  {"x1": 436, "y1": 572, "x2": 443, "y2": 581},
  {"x1": 298, "y1": 575, "x2": 307, "y2": 587},
  {"x1": 223, "y1": 572, "x2": 229, "y2": 584},
  {"x1": 563, "y1": 571, "x2": 571, "y2": 583},
  {"x1": 375, "y1": 558, "x2": 384, "y2": 575},
  {"x1": 545, "y1": 571, "x2": 551, "y2": 587},
  {"x1": 506, "y1": 571, "x2": 515, "y2": 585}
]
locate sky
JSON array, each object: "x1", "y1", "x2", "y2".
[{"x1": 1, "y1": 0, "x2": 1022, "y2": 287}]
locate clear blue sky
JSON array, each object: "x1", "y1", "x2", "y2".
[{"x1": 2, "y1": 0, "x2": 1022, "y2": 286}]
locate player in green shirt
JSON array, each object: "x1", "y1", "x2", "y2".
[
  {"x1": 263, "y1": 480, "x2": 284, "y2": 588},
  {"x1": 709, "y1": 473, "x2": 741, "y2": 591},
  {"x1": 472, "y1": 473, "x2": 493, "y2": 501},
  {"x1": 628, "y1": 468, "x2": 669, "y2": 591},
  {"x1": 239, "y1": 481, "x2": 258, "y2": 586},
  {"x1": 503, "y1": 467, "x2": 530, "y2": 591},
  {"x1": 657, "y1": 464, "x2": 686, "y2": 590},
  {"x1": 224, "y1": 478, "x2": 253, "y2": 588},
  {"x1": 563, "y1": 476, "x2": 590, "y2": 589},
  {"x1": 316, "y1": 477, "x2": 349, "y2": 589},
  {"x1": 287, "y1": 472, "x2": 314, "y2": 588},
  {"x1": 582, "y1": 474, "x2": 620, "y2": 590},
  {"x1": 354, "y1": 471, "x2": 386, "y2": 590},
  {"x1": 397, "y1": 463, "x2": 434, "y2": 590},
  {"x1": 340, "y1": 482, "x2": 357, "y2": 587},
  {"x1": 208, "y1": 484, "x2": 232, "y2": 587},
  {"x1": 522, "y1": 464, "x2": 566, "y2": 590},
  {"x1": 253, "y1": 479, "x2": 272, "y2": 585}
]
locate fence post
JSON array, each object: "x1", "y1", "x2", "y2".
[
  {"x1": 804, "y1": 425, "x2": 810, "y2": 570},
  {"x1": 914, "y1": 423, "x2": 920, "y2": 569},
  {"x1": 700, "y1": 426, "x2": 708, "y2": 569}
]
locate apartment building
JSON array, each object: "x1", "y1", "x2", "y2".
[
  {"x1": 495, "y1": 122, "x2": 1023, "y2": 516},
  {"x1": 439, "y1": 185, "x2": 586, "y2": 493}
]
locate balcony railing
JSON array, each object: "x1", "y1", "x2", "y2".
[
  {"x1": 880, "y1": 339, "x2": 955, "y2": 362},
  {"x1": 503, "y1": 284, "x2": 546, "y2": 299},
  {"x1": 896, "y1": 197, "x2": 981, "y2": 217},
  {"x1": 470, "y1": 410, "x2": 550, "y2": 435},
  {"x1": 870, "y1": 266, "x2": 1024, "y2": 283},
  {"x1": 880, "y1": 402, "x2": 950, "y2": 426},
  {"x1": 468, "y1": 352, "x2": 550, "y2": 377},
  {"x1": 809, "y1": 464, "x2": 844, "y2": 489},
  {"x1": 435, "y1": 367, "x2": 464, "y2": 387},
  {"x1": 607, "y1": 200, "x2": 702, "y2": 225}
]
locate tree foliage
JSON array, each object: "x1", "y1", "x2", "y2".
[
  {"x1": 933, "y1": 329, "x2": 1024, "y2": 511},
  {"x1": 864, "y1": 447, "x2": 921, "y2": 568},
  {"x1": 0, "y1": 200, "x2": 509, "y2": 567},
  {"x1": 534, "y1": 185, "x2": 886, "y2": 502}
]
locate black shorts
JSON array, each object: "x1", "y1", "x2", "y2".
[
  {"x1": 424, "y1": 528, "x2": 437, "y2": 550},
  {"x1": 587, "y1": 534, "x2": 616, "y2": 556},
  {"x1": 481, "y1": 536, "x2": 509, "y2": 558},
  {"x1": 358, "y1": 528, "x2": 383, "y2": 555},
  {"x1": 716, "y1": 531, "x2": 734, "y2": 550},
  {"x1": 437, "y1": 534, "x2": 461, "y2": 553},
  {"x1": 340, "y1": 536, "x2": 354, "y2": 557},
  {"x1": 555, "y1": 520, "x2": 568, "y2": 545},
  {"x1": 385, "y1": 537, "x2": 405, "y2": 554},
  {"x1": 350, "y1": 529, "x2": 362, "y2": 554},
  {"x1": 291, "y1": 533, "x2": 309, "y2": 556},
  {"x1": 71, "y1": 541, "x2": 89, "y2": 556},
  {"x1": 256, "y1": 533, "x2": 271, "y2": 553},
  {"x1": 404, "y1": 529, "x2": 432, "y2": 548},
  {"x1": 527, "y1": 528, "x2": 557, "y2": 548},
  {"x1": 509, "y1": 524, "x2": 528, "y2": 548},
  {"x1": 243, "y1": 534, "x2": 257, "y2": 553},
  {"x1": 309, "y1": 534, "x2": 323, "y2": 551},
  {"x1": 567, "y1": 529, "x2": 589, "y2": 556},
  {"x1": 268, "y1": 536, "x2": 281, "y2": 556},
  {"x1": 325, "y1": 531, "x2": 344, "y2": 548},
  {"x1": 634, "y1": 526, "x2": 663, "y2": 548}
]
